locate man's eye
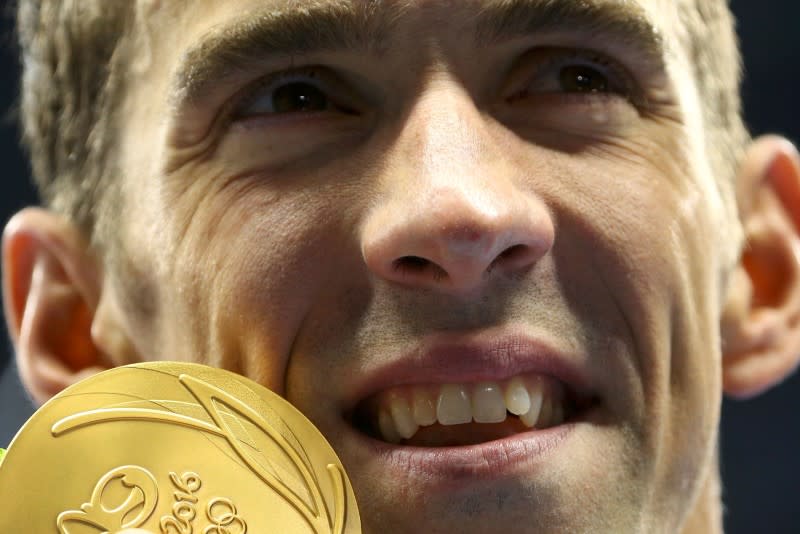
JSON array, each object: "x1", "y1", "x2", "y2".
[
  {"x1": 559, "y1": 65, "x2": 609, "y2": 93},
  {"x1": 239, "y1": 78, "x2": 332, "y2": 116},
  {"x1": 507, "y1": 48, "x2": 635, "y2": 102},
  {"x1": 235, "y1": 69, "x2": 356, "y2": 118},
  {"x1": 269, "y1": 82, "x2": 331, "y2": 113}
]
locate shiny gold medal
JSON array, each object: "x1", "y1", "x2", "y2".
[{"x1": 0, "y1": 362, "x2": 361, "y2": 533}]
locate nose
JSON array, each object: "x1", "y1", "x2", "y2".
[{"x1": 361, "y1": 87, "x2": 554, "y2": 294}]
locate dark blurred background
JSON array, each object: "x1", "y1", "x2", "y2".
[{"x1": 1, "y1": 2, "x2": 798, "y2": 532}]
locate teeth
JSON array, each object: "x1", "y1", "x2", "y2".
[
  {"x1": 412, "y1": 388, "x2": 437, "y2": 426},
  {"x1": 370, "y1": 373, "x2": 571, "y2": 443},
  {"x1": 437, "y1": 384, "x2": 472, "y2": 425},
  {"x1": 504, "y1": 377, "x2": 531, "y2": 416},
  {"x1": 378, "y1": 408, "x2": 402, "y2": 444},
  {"x1": 471, "y1": 382, "x2": 507, "y2": 423},
  {"x1": 519, "y1": 378, "x2": 544, "y2": 428},
  {"x1": 389, "y1": 395, "x2": 419, "y2": 439}
]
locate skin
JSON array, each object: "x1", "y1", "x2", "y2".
[{"x1": 4, "y1": 1, "x2": 800, "y2": 533}]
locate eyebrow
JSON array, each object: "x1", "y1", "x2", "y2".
[
  {"x1": 474, "y1": 0, "x2": 665, "y2": 59},
  {"x1": 171, "y1": 2, "x2": 398, "y2": 106},
  {"x1": 170, "y1": 0, "x2": 666, "y2": 107}
]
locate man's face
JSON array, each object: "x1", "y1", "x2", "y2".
[{"x1": 111, "y1": 0, "x2": 734, "y2": 531}]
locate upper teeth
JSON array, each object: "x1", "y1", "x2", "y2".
[{"x1": 372, "y1": 374, "x2": 565, "y2": 444}]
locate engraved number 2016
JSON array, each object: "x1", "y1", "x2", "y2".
[{"x1": 160, "y1": 472, "x2": 202, "y2": 534}]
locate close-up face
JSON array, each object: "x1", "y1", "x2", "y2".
[
  {"x1": 15, "y1": 0, "x2": 800, "y2": 533},
  {"x1": 93, "y1": 0, "x2": 738, "y2": 532}
]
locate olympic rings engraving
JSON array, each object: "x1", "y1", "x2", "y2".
[{"x1": 204, "y1": 498, "x2": 247, "y2": 534}]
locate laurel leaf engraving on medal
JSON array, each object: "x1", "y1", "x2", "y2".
[
  {"x1": 51, "y1": 372, "x2": 348, "y2": 534},
  {"x1": 179, "y1": 374, "x2": 344, "y2": 534}
]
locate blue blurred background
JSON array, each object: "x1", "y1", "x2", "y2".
[{"x1": 0, "y1": 2, "x2": 798, "y2": 532}]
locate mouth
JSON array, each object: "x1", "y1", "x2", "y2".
[
  {"x1": 344, "y1": 331, "x2": 600, "y2": 451},
  {"x1": 351, "y1": 373, "x2": 595, "y2": 446},
  {"x1": 337, "y1": 332, "x2": 606, "y2": 488}
]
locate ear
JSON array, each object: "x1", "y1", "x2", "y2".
[
  {"x1": 2, "y1": 208, "x2": 130, "y2": 405},
  {"x1": 721, "y1": 136, "x2": 800, "y2": 398}
]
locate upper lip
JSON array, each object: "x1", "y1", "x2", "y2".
[{"x1": 344, "y1": 326, "x2": 597, "y2": 414}]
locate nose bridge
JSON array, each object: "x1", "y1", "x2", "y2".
[
  {"x1": 411, "y1": 84, "x2": 492, "y2": 191},
  {"x1": 398, "y1": 82, "x2": 519, "y2": 223},
  {"x1": 361, "y1": 79, "x2": 555, "y2": 293}
]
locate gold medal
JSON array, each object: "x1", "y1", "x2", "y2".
[{"x1": 0, "y1": 362, "x2": 361, "y2": 533}]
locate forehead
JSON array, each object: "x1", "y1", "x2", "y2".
[
  {"x1": 139, "y1": 0, "x2": 683, "y2": 108},
  {"x1": 140, "y1": 0, "x2": 679, "y2": 60}
]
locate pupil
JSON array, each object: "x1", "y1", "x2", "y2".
[
  {"x1": 273, "y1": 82, "x2": 328, "y2": 112},
  {"x1": 561, "y1": 66, "x2": 608, "y2": 93}
]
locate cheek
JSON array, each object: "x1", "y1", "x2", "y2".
[
  {"x1": 155, "y1": 170, "x2": 363, "y2": 391},
  {"x1": 533, "y1": 131, "x2": 725, "y2": 439},
  {"x1": 536, "y1": 134, "x2": 725, "y2": 518}
]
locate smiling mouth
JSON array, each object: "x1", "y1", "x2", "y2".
[{"x1": 351, "y1": 373, "x2": 595, "y2": 447}]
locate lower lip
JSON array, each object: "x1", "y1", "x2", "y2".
[{"x1": 348, "y1": 421, "x2": 577, "y2": 489}]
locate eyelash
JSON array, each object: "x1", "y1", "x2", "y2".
[
  {"x1": 230, "y1": 47, "x2": 639, "y2": 122},
  {"x1": 234, "y1": 67, "x2": 342, "y2": 117},
  {"x1": 508, "y1": 47, "x2": 640, "y2": 104}
]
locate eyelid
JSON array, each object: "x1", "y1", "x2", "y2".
[
  {"x1": 233, "y1": 66, "x2": 351, "y2": 118},
  {"x1": 506, "y1": 47, "x2": 642, "y2": 103}
]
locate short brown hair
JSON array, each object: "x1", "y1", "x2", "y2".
[
  {"x1": 15, "y1": 0, "x2": 748, "y2": 248},
  {"x1": 16, "y1": 0, "x2": 135, "y2": 245}
]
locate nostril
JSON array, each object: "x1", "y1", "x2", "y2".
[
  {"x1": 396, "y1": 256, "x2": 430, "y2": 270},
  {"x1": 490, "y1": 244, "x2": 531, "y2": 270},
  {"x1": 498, "y1": 244, "x2": 528, "y2": 261},
  {"x1": 393, "y1": 256, "x2": 449, "y2": 281},
  {"x1": 392, "y1": 256, "x2": 431, "y2": 273}
]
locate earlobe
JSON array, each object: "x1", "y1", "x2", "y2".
[
  {"x1": 2, "y1": 208, "x2": 107, "y2": 405},
  {"x1": 721, "y1": 136, "x2": 800, "y2": 398}
]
